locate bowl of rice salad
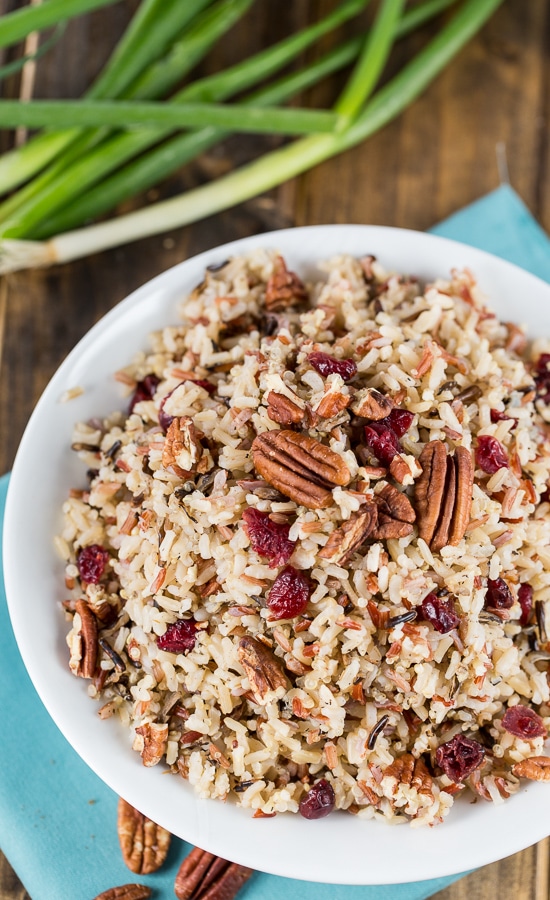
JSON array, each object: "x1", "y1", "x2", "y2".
[{"x1": 5, "y1": 225, "x2": 550, "y2": 884}]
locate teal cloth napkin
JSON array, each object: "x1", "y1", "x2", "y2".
[{"x1": 2, "y1": 185, "x2": 550, "y2": 900}]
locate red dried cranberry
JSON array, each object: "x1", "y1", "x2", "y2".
[
  {"x1": 501, "y1": 704, "x2": 546, "y2": 740},
  {"x1": 267, "y1": 566, "x2": 311, "y2": 619},
  {"x1": 298, "y1": 779, "x2": 335, "y2": 819},
  {"x1": 485, "y1": 577, "x2": 514, "y2": 610},
  {"x1": 193, "y1": 379, "x2": 216, "y2": 394},
  {"x1": 129, "y1": 374, "x2": 160, "y2": 414},
  {"x1": 308, "y1": 351, "x2": 357, "y2": 382},
  {"x1": 242, "y1": 508, "x2": 296, "y2": 567},
  {"x1": 77, "y1": 544, "x2": 109, "y2": 584},
  {"x1": 475, "y1": 435, "x2": 509, "y2": 474},
  {"x1": 364, "y1": 423, "x2": 400, "y2": 466},
  {"x1": 382, "y1": 408, "x2": 415, "y2": 438},
  {"x1": 420, "y1": 593, "x2": 460, "y2": 634},
  {"x1": 490, "y1": 408, "x2": 515, "y2": 426},
  {"x1": 157, "y1": 618, "x2": 198, "y2": 653},
  {"x1": 518, "y1": 583, "x2": 533, "y2": 627},
  {"x1": 436, "y1": 734, "x2": 485, "y2": 783},
  {"x1": 535, "y1": 354, "x2": 550, "y2": 403}
]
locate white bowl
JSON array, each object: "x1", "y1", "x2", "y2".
[{"x1": 5, "y1": 225, "x2": 550, "y2": 885}]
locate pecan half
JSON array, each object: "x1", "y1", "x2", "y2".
[
  {"x1": 266, "y1": 390, "x2": 304, "y2": 425},
  {"x1": 319, "y1": 501, "x2": 378, "y2": 563},
  {"x1": 415, "y1": 441, "x2": 473, "y2": 550},
  {"x1": 73, "y1": 599, "x2": 98, "y2": 678},
  {"x1": 350, "y1": 388, "x2": 393, "y2": 420},
  {"x1": 383, "y1": 754, "x2": 414, "y2": 785},
  {"x1": 316, "y1": 389, "x2": 350, "y2": 419},
  {"x1": 264, "y1": 255, "x2": 308, "y2": 312},
  {"x1": 238, "y1": 636, "x2": 289, "y2": 703},
  {"x1": 94, "y1": 886, "x2": 151, "y2": 900},
  {"x1": 251, "y1": 429, "x2": 350, "y2": 509},
  {"x1": 372, "y1": 483, "x2": 415, "y2": 540},
  {"x1": 135, "y1": 722, "x2": 169, "y2": 767},
  {"x1": 162, "y1": 416, "x2": 202, "y2": 473},
  {"x1": 512, "y1": 756, "x2": 550, "y2": 782},
  {"x1": 174, "y1": 847, "x2": 254, "y2": 900},
  {"x1": 117, "y1": 798, "x2": 171, "y2": 875}
]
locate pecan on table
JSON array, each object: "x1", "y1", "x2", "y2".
[
  {"x1": 174, "y1": 847, "x2": 254, "y2": 900},
  {"x1": 162, "y1": 416, "x2": 203, "y2": 474},
  {"x1": 350, "y1": 387, "x2": 394, "y2": 421},
  {"x1": 415, "y1": 441, "x2": 473, "y2": 551},
  {"x1": 266, "y1": 390, "x2": 304, "y2": 425},
  {"x1": 512, "y1": 756, "x2": 550, "y2": 782},
  {"x1": 72, "y1": 599, "x2": 98, "y2": 678},
  {"x1": 238, "y1": 636, "x2": 289, "y2": 703},
  {"x1": 372, "y1": 483, "x2": 415, "y2": 540},
  {"x1": 93, "y1": 886, "x2": 151, "y2": 900},
  {"x1": 264, "y1": 255, "x2": 308, "y2": 312},
  {"x1": 251, "y1": 429, "x2": 350, "y2": 509},
  {"x1": 319, "y1": 501, "x2": 378, "y2": 563},
  {"x1": 135, "y1": 721, "x2": 169, "y2": 767},
  {"x1": 117, "y1": 797, "x2": 171, "y2": 875}
]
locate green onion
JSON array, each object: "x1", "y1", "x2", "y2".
[
  {"x1": 0, "y1": 0, "x2": 502, "y2": 273},
  {"x1": 0, "y1": 0, "x2": 123, "y2": 50},
  {"x1": 0, "y1": 0, "x2": 367, "y2": 238},
  {"x1": 336, "y1": 0, "x2": 405, "y2": 124},
  {"x1": 0, "y1": 23, "x2": 66, "y2": 84},
  {"x1": 33, "y1": 37, "x2": 364, "y2": 237},
  {"x1": 0, "y1": 99, "x2": 340, "y2": 133},
  {"x1": 0, "y1": 0, "x2": 215, "y2": 196},
  {"x1": 0, "y1": 0, "x2": 254, "y2": 234}
]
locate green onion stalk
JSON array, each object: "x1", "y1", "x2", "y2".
[
  {"x1": 0, "y1": 0, "x2": 504, "y2": 273},
  {"x1": 33, "y1": 0, "x2": 458, "y2": 239}
]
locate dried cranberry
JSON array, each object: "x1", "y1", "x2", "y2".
[
  {"x1": 475, "y1": 435, "x2": 509, "y2": 474},
  {"x1": 364, "y1": 423, "x2": 400, "y2": 466},
  {"x1": 193, "y1": 379, "x2": 216, "y2": 394},
  {"x1": 436, "y1": 734, "x2": 485, "y2": 783},
  {"x1": 382, "y1": 408, "x2": 415, "y2": 438},
  {"x1": 501, "y1": 705, "x2": 546, "y2": 740},
  {"x1": 420, "y1": 593, "x2": 460, "y2": 634},
  {"x1": 518, "y1": 584, "x2": 533, "y2": 627},
  {"x1": 490, "y1": 408, "x2": 515, "y2": 426},
  {"x1": 129, "y1": 374, "x2": 160, "y2": 414},
  {"x1": 535, "y1": 354, "x2": 550, "y2": 403},
  {"x1": 485, "y1": 577, "x2": 514, "y2": 610},
  {"x1": 267, "y1": 565, "x2": 311, "y2": 619},
  {"x1": 157, "y1": 618, "x2": 198, "y2": 653},
  {"x1": 298, "y1": 779, "x2": 335, "y2": 819},
  {"x1": 308, "y1": 351, "x2": 357, "y2": 382},
  {"x1": 242, "y1": 508, "x2": 296, "y2": 567},
  {"x1": 77, "y1": 544, "x2": 109, "y2": 584}
]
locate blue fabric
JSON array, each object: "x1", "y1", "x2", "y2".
[{"x1": 1, "y1": 185, "x2": 550, "y2": 900}]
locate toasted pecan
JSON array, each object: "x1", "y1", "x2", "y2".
[
  {"x1": 73, "y1": 599, "x2": 98, "y2": 679},
  {"x1": 162, "y1": 416, "x2": 202, "y2": 473},
  {"x1": 512, "y1": 756, "x2": 550, "y2": 782},
  {"x1": 316, "y1": 389, "x2": 351, "y2": 419},
  {"x1": 350, "y1": 387, "x2": 394, "y2": 420},
  {"x1": 251, "y1": 429, "x2": 350, "y2": 509},
  {"x1": 372, "y1": 483, "x2": 415, "y2": 540},
  {"x1": 319, "y1": 501, "x2": 378, "y2": 563},
  {"x1": 415, "y1": 441, "x2": 473, "y2": 550},
  {"x1": 93, "y1": 886, "x2": 151, "y2": 900},
  {"x1": 117, "y1": 798, "x2": 171, "y2": 875},
  {"x1": 266, "y1": 390, "x2": 304, "y2": 425},
  {"x1": 238, "y1": 636, "x2": 289, "y2": 703},
  {"x1": 264, "y1": 256, "x2": 308, "y2": 312},
  {"x1": 174, "y1": 847, "x2": 254, "y2": 900},
  {"x1": 135, "y1": 722, "x2": 168, "y2": 767}
]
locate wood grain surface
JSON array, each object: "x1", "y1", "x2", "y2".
[{"x1": 1, "y1": 0, "x2": 549, "y2": 897}]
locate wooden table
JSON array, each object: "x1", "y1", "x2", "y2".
[{"x1": 1, "y1": 0, "x2": 549, "y2": 897}]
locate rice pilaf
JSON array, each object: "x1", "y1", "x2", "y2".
[{"x1": 58, "y1": 250, "x2": 550, "y2": 825}]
